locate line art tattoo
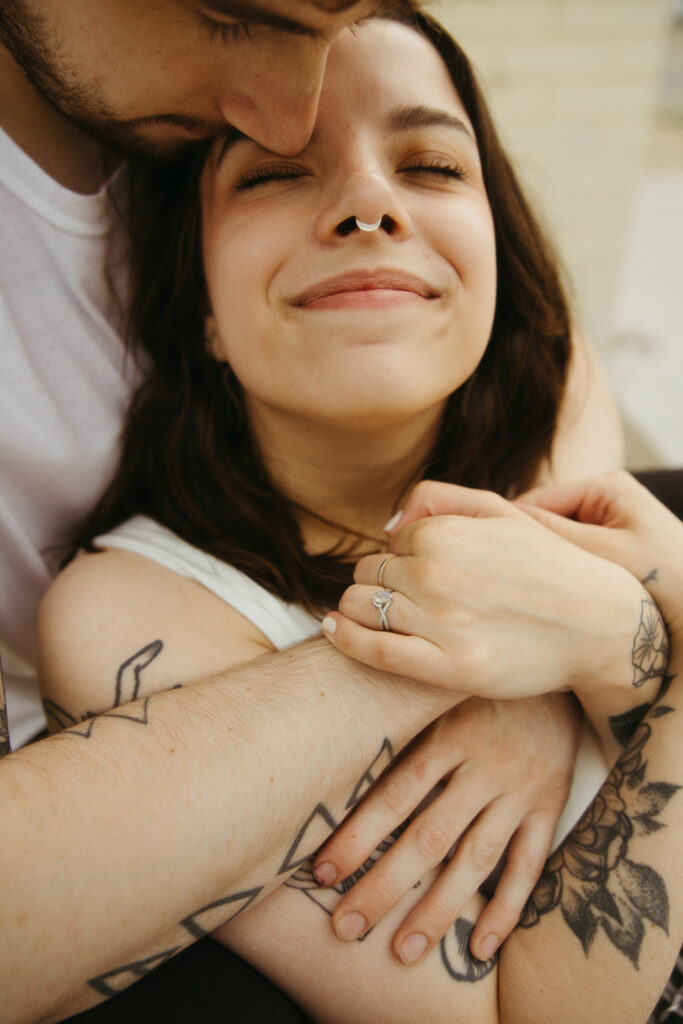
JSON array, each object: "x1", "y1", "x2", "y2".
[
  {"x1": 44, "y1": 640, "x2": 164, "y2": 739},
  {"x1": 88, "y1": 947, "x2": 181, "y2": 997},
  {"x1": 181, "y1": 887, "x2": 264, "y2": 938},
  {"x1": 632, "y1": 598, "x2": 669, "y2": 689},
  {"x1": 440, "y1": 918, "x2": 498, "y2": 982}
]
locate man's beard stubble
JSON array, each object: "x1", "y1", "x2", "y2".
[{"x1": 0, "y1": 0, "x2": 219, "y2": 162}]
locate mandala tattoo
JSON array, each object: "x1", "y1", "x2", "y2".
[
  {"x1": 0, "y1": 655, "x2": 10, "y2": 757},
  {"x1": 632, "y1": 598, "x2": 669, "y2": 688},
  {"x1": 521, "y1": 686, "x2": 679, "y2": 967}
]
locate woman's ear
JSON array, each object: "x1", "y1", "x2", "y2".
[{"x1": 204, "y1": 314, "x2": 222, "y2": 361}]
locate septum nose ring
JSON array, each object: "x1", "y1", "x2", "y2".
[{"x1": 355, "y1": 216, "x2": 383, "y2": 232}]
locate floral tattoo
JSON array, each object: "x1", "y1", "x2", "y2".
[
  {"x1": 521, "y1": 683, "x2": 679, "y2": 966},
  {"x1": 632, "y1": 598, "x2": 669, "y2": 689}
]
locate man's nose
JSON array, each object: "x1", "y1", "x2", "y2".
[{"x1": 216, "y1": 43, "x2": 328, "y2": 155}]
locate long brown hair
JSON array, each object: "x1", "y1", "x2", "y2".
[{"x1": 76, "y1": 11, "x2": 572, "y2": 612}]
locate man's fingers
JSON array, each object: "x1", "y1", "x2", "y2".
[
  {"x1": 314, "y1": 748, "x2": 448, "y2": 886},
  {"x1": 329, "y1": 785, "x2": 492, "y2": 947},
  {"x1": 469, "y1": 813, "x2": 555, "y2": 961},
  {"x1": 389, "y1": 801, "x2": 520, "y2": 965}
]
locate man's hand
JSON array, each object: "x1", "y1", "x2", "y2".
[{"x1": 313, "y1": 693, "x2": 581, "y2": 965}]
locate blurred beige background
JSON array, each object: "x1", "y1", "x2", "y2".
[{"x1": 431, "y1": 0, "x2": 683, "y2": 469}]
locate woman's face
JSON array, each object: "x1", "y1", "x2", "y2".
[{"x1": 201, "y1": 19, "x2": 497, "y2": 434}]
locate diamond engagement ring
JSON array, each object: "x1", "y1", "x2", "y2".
[{"x1": 371, "y1": 588, "x2": 394, "y2": 631}]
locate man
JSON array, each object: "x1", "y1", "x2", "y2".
[{"x1": 0, "y1": 3, "x2": 440, "y2": 1022}]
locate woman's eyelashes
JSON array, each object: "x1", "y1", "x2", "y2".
[
  {"x1": 399, "y1": 157, "x2": 469, "y2": 183},
  {"x1": 233, "y1": 155, "x2": 469, "y2": 192},
  {"x1": 234, "y1": 163, "x2": 311, "y2": 190}
]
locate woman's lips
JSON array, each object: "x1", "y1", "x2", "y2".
[{"x1": 292, "y1": 269, "x2": 439, "y2": 310}]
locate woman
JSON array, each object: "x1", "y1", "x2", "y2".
[{"x1": 36, "y1": 12, "x2": 674, "y2": 1022}]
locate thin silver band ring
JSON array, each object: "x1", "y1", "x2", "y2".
[{"x1": 377, "y1": 554, "x2": 397, "y2": 589}]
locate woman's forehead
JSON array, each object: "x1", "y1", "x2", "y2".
[
  {"x1": 204, "y1": 18, "x2": 474, "y2": 175},
  {"x1": 320, "y1": 20, "x2": 470, "y2": 132}
]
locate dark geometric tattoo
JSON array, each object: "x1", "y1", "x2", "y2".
[
  {"x1": 640, "y1": 568, "x2": 659, "y2": 586},
  {"x1": 632, "y1": 598, "x2": 669, "y2": 688},
  {"x1": 521, "y1": 684, "x2": 679, "y2": 967},
  {"x1": 345, "y1": 738, "x2": 395, "y2": 810},
  {"x1": 181, "y1": 887, "x2": 264, "y2": 938},
  {"x1": 45, "y1": 640, "x2": 164, "y2": 739},
  {"x1": 278, "y1": 802, "x2": 339, "y2": 874},
  {"x1": 278, "y1": 738, "x2": 395, "y2": 875},
  {"x1": 440, "y1": 918, "x2": 498, "y2": 982},
  {"x1": 284, "y1": 824, "x2": 407, "y2": 936},
  {"x1": 114, "y1": 640, "x2": 164, "y2": 706},
  {"x1": 0, "y1": 655, "x2": 10, "y2": 757},
  {"x1": 88, "y1": 947, "x2": 181, "y2": 997}
]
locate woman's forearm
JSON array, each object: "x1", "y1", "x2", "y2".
[{"x1": 221, "y1": 654, "x2": 682, "y2": 1024}]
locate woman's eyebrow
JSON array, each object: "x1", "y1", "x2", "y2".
[
  {"x1": 387, "y1": 105, "x2": 476, "y2": 142},
  {"x1": 215, "y1": 128, "x2": 248, "y2": 167}
]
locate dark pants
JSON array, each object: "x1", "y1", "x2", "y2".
[
  {"x1": 65, "y1": 469, "x2": 683, "y2": 1024},
  {"x1": 67, "y1": 940, "x2": 312, "y2": 1024}
]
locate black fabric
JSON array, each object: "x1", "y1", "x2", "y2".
[
  {"x1": 634, "y1": 469, "x2": 683, "y2": 521},
  {"x1": 64, "y1": 939, "x2": 312, "y2": 1024}
]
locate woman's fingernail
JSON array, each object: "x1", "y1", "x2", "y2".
[
  {"x1": 383, "y1": 510, "x2": 403, "y2": 533},
  {"x1": 476, "y1": 933, "x2": 500, "y2": 961},
  {"x1": 399, "y1": 932, "x2": 428, "y2": 965},
  {"x1": 314, "y1": 862, "x2": 337, "y2": 887},
  {"x1": 321, "y1": 615, "x2": 337, "y2": 635},
  {"x1": 335, "y1": 912, "x2": 367, "y2": 942}
]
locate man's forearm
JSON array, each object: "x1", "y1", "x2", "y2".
[{"x1": 1, "y1": 638, "x2": 449, "y2": 1024}]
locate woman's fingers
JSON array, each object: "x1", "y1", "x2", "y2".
[
  {"x1": 469, "y1": 812, "x2": 555, "y2": 961},
  {"x1": 322, "y1": 610, "x2": 448, "y2": 686},
  {"x1": 386, "y1": 480, "x2": 518, "y2": 533}
]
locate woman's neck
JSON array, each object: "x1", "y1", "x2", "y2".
[{"x1": 245, "y1": 403, "x2": 443, "y2": 555}]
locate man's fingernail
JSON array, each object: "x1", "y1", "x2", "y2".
[
  {"x1": 383, "y1": 510, "x2": 403, "y2": 533},
  {"x1": 335, "y1": 912, "x2": 366, "y2": 942},
  {"x1": 321, "y1": 615, "x2": 336, "y2": 635},
  {"x1": 476, "y1": 934, "x2": 500, "y2": 961},
  {"x1": 399, "y1": 932, "x2": 428, "y2": 965},
  {"x1": 314, "y1": 862, "x2": 337, "y2": 886}
]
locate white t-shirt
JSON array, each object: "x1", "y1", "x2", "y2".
[{"x1": 0, "y1": 127, "x2": 142, "y2": 747}]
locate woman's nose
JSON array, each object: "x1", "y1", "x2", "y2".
[{"x1": 315, "y1": 164, "x2": 412, "y2": 243}]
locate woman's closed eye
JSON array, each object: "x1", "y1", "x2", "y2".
[
  {"x1": 399, "y1": 157, "x2": 469, "y2": 184},
  {"x1": 234, "y1": 163, "x2": 311, "y2": 190}
]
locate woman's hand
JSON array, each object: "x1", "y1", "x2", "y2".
[
  {"x1": 322, "y1": 481, "x2": 657, "y2": 717},
  {"x1": 313, "y1": 693, "x2": 581, "y2": 965},
  {"x1": 519, "y1": 470, "x2": 683, "y2": 641}
]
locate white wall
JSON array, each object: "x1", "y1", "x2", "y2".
[{"x1": 430, "y1": 0, "x2": 682, "y2": 468}]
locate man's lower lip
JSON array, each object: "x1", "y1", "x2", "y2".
[{"x1": 300, "y1": 289, "x2": 427, "y2": 311}]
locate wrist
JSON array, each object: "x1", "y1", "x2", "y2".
[{"x1": 573, "y1": 582, "x2": 669, "y2": 723}]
